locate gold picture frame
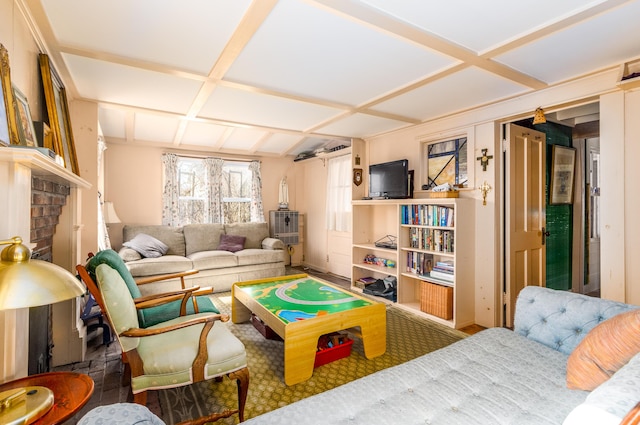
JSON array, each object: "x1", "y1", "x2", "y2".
[
  {"x1": 39, "y1": 53, "x2": 79, "y2": 175},
  {"x1": 0, "y1": 44, "x2": 20, "y2": 147},
  {"x1": 12, "y1": 84, "x2": 38, "y2": 147},
  {"x1": 549, "y1": 145, "x2": 576, "y2": 205}
]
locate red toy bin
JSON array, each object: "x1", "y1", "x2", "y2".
[{"x1": 314, "y1": 337, "x2": 354, "y2": 368}]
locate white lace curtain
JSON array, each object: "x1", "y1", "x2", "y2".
[
  {"x1": 162, "y1": 153, "x2": 180, "y2": 226},
  {"x1": 97, "y1": 137, "x2": 111, "y2": 250},
  {"x1": 326, "y1": 155, "x2": 352, "y2": 232},
  {"x1": 249, "y1": 160, "x2": 265, "y2": 223},
  {"x1": 204, "y1": 157, "x2": 224, "y2": 223},
  {"x1": 162, "y1": 154, "x2": 264, "y2": 225}
]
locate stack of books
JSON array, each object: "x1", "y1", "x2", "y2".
[
  {"x1": 429, "y1": 261, "x2": 454, "y2": 282},
  {"x1": 355, "y1": 276, "x2": 377, "y2": 289}
]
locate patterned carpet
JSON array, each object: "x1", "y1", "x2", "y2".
[{"x1": 158, "y1": 290, "x2": 467, "y2": 424}]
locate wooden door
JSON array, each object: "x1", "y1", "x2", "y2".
[{"x1": 505, "y1": 124, "x2": 546, "y2": 327}]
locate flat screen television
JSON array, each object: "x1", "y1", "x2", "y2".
[{"x1": 369, "y1": 159, "x2": 410, "y2": 199}]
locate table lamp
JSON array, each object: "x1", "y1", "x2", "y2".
[
  {"x1": 0, "y1": 236, "x2": 86, "y2": 424},
  {"x1": 102, "y1": 202, "x2": 121, "y2": 226}
]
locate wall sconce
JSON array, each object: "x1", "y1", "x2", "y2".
[
  {"x1": 479, "y1": 181, "x2": 492, "y2": 206},
  {"x1": 532, "y1": 107, "x2": 546, "y2": 125}
]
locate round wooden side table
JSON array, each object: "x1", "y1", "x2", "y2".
[{"x1": 0, "y1": 371, "x2": 94, "y2": 424}]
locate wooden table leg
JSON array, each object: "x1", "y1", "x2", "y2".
[
  {"x1": 231, "y1": 287, "x2": 252, "y2": 324},
  {"x1": 360, "y1": 304, "x2": 387, "y2": 359},
  {"x1": 283, "y1": 332, "x2": 318, "y2": 386}
]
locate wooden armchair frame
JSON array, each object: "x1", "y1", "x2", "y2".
[{"x1": 77, "y1": 263, "x2": 249, "y2": 422}]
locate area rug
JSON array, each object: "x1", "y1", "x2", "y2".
[{"x1": 158, "y1": 291, "x2": 467, "y2": 424}]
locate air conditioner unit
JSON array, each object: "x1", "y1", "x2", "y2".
[{"x1": 269, "y1": 210, "x2": 299, "y2": 245}]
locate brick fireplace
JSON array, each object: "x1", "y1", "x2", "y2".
[
  {"x1": 28, "y1": 177, "x2": 71, "y2": 374},
  {"x1": 0, "y1": 148, "x2": 90, "y2": 382}
]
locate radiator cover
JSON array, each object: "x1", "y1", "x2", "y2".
[{"x1": 269, "y1": 210, "x2": 299, "y2": 245}]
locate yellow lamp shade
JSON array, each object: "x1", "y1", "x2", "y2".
[{"x1": 0, "y1": 237, "x2": 86, "y2": 310}]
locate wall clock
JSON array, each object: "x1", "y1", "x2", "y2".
[{"x1": 353, "y1": 168, "x2": 363, "y2": 186}]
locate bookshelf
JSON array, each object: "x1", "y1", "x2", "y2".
[{"x1": 351, "y1": 198, "x2": 474, "y2": 329}]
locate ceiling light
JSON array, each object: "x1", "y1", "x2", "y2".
[{"x1": 532, "y1": 107, "x2": 546, "y2": 125}]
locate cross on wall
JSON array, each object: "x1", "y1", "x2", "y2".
[{"x1": 476, "y1": 148, "x2": 493, "y2": 171}]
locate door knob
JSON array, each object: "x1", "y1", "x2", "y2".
[{"x1": 541, "y1": 227, "x2": 550, "y2": 245}]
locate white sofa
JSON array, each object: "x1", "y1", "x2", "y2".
[{"x1": 119, "y1": 222, "x2": 285, "y2": 293}]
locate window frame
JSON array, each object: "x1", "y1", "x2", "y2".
[{"x1": 420, "y1": 129, "x2": 475, "y2": 192}]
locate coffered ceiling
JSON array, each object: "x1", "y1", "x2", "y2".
[{"x1": 22, "y1": 0, "x2": 640, "y2": 157}]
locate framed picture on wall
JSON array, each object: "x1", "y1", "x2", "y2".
[
  {"x1": 12, "y1": 84, "x2": 38, "y2": 147},
  {"x1": 549, "y1": 145, "x2": 576, "y2": 205},
  {"x1": 0, "y1": 44, "x2": 21, "y2": 147},
  {"x1": 39, "y1": 53, "x2": 79, "y2": 175}
]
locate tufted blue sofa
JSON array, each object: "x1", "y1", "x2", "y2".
[{"x1": 242, "y1": 286, "x2": 640, "y2": 425}]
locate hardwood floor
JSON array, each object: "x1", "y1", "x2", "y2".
[{"x1": 459, "y1": 324, "x2": 487, "y2": 335}]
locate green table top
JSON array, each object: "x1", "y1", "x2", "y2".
[{"x1": 236, "y1": 276, "x2": 373, "y2": 324}]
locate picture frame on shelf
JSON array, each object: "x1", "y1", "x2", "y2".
[
  {"x1": 12, "y1": 84, "x2": 38, "y2": 147},
  {"x1": 549, "y1": 145, "x2": 576, "y2": 205},
  {"x1": 0, "y1": 44, "x2": 20, "y2": 147},
  {"x1": 39, "y1": 53, "x2": 79, "y2": 175}
]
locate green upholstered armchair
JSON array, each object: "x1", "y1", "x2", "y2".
[
  {"x1": 92, "y1": 262, "x2": 249, "y2": 421},
  {"x1": 80, "y1": 249, "x2": 219, "y2": 327}
]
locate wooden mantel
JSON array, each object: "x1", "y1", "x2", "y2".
[
  {"x1": 0, "y1": 147, "x2": 90, "y2": 189},
  {"x1": 0, "y1": 147, "x2": 90, "y2": 382}
]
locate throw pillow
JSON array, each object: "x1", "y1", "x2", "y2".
[
  {"x1": 123, "y1": 233, "x2": 169, "y2": 258},
  {"x1": 566, "y1": 309, "x2": 640, "y2": 391},
  {"x1": 217, "y1": 234, "x2": 246, "y2": 253},
  {"x1": 118, "y1": 247, "x2": 142, "y2": 262}
]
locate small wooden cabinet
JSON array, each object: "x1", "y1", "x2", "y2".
[{"x1": 351, "y1": 198, "x2": 474, "y2": 329}]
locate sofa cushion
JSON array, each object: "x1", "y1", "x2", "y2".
[
  {"x1": 183, "y1": 224, "x2": 225, "y2": 256},
  {"x1": 235, "y1": 249, "x2": 285, "y2": 266},
  {"x1": 189, "y1": 250, "x2": 238, "y2": 270},
  {"x1": 566, "y1": 309, "x2": 640, "y2": 391},
  {"x1": 123, "y1": 233, "x2": 169, "y2": 258},
  {"x1": 119, "y1": 247, "x2": 142, "y2": 262},
  {"x1": 125, "y1": 255, "x2": 193, "y2": 277},
  {"x1": 218, "y1": 234, "x2": 246, "y2": 253},
  {"x1": 96, "y1": 264, "x2": 140, "y2": 353},
  {"x1": 225, "y1": 222, "x2": 269, "y2": 249},
  {"x1": 124, "y1": 225, "x2": 186, "y2": 256},
  {"x1": 514, "y1": 286, "x2": 637, "y2": 355}
]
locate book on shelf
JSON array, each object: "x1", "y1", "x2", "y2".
[
  {"x1": 429, "y1": 270, "x2": 455, "y2": 282},
  {"x1": 357, "y1": 276, "x2": 377, "y2": 284},
  {"x1": 401, "y1": 204, "x2": 455, "y2": 227}
]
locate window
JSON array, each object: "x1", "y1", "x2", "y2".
[
  {"x1": 178, "y1": 158, "x2": 207, "y2": 224},
  {"x1": 326, "y1": 155, "x2": 352, "y2": 232},
  {"x1": 167, "y1": 155, "x2": 259, "y2": 225},
  {"x1": 422, "y1": 137, "x2": 468, "y2": 190},
  {"x1": 221, "y1": 162, "x2": 251, "y2": 223}
]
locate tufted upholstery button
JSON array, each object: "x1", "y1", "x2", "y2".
[
  {"x1": 542, "y1": 318, "x2": 547, "y2": 324},
  {"x1": 574, "y1": 328, "x2": 582, "y2": 335},
  {"x1": 560, "y1": 308, "x2": 566, "y2": 313},
  {"x1": 379, "y1": 399, "x2": 386, "y2": 404},
  {"x1": 451, "y1": 406, "x2": 459, "y2": 412}
]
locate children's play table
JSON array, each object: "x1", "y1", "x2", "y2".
[{"x1": 231, "y1": 274, "x2": 386, "y2": 385}]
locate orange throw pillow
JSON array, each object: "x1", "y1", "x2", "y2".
[{"x1": 567, "y1": 309, "x2": 640, "y2": 391}]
